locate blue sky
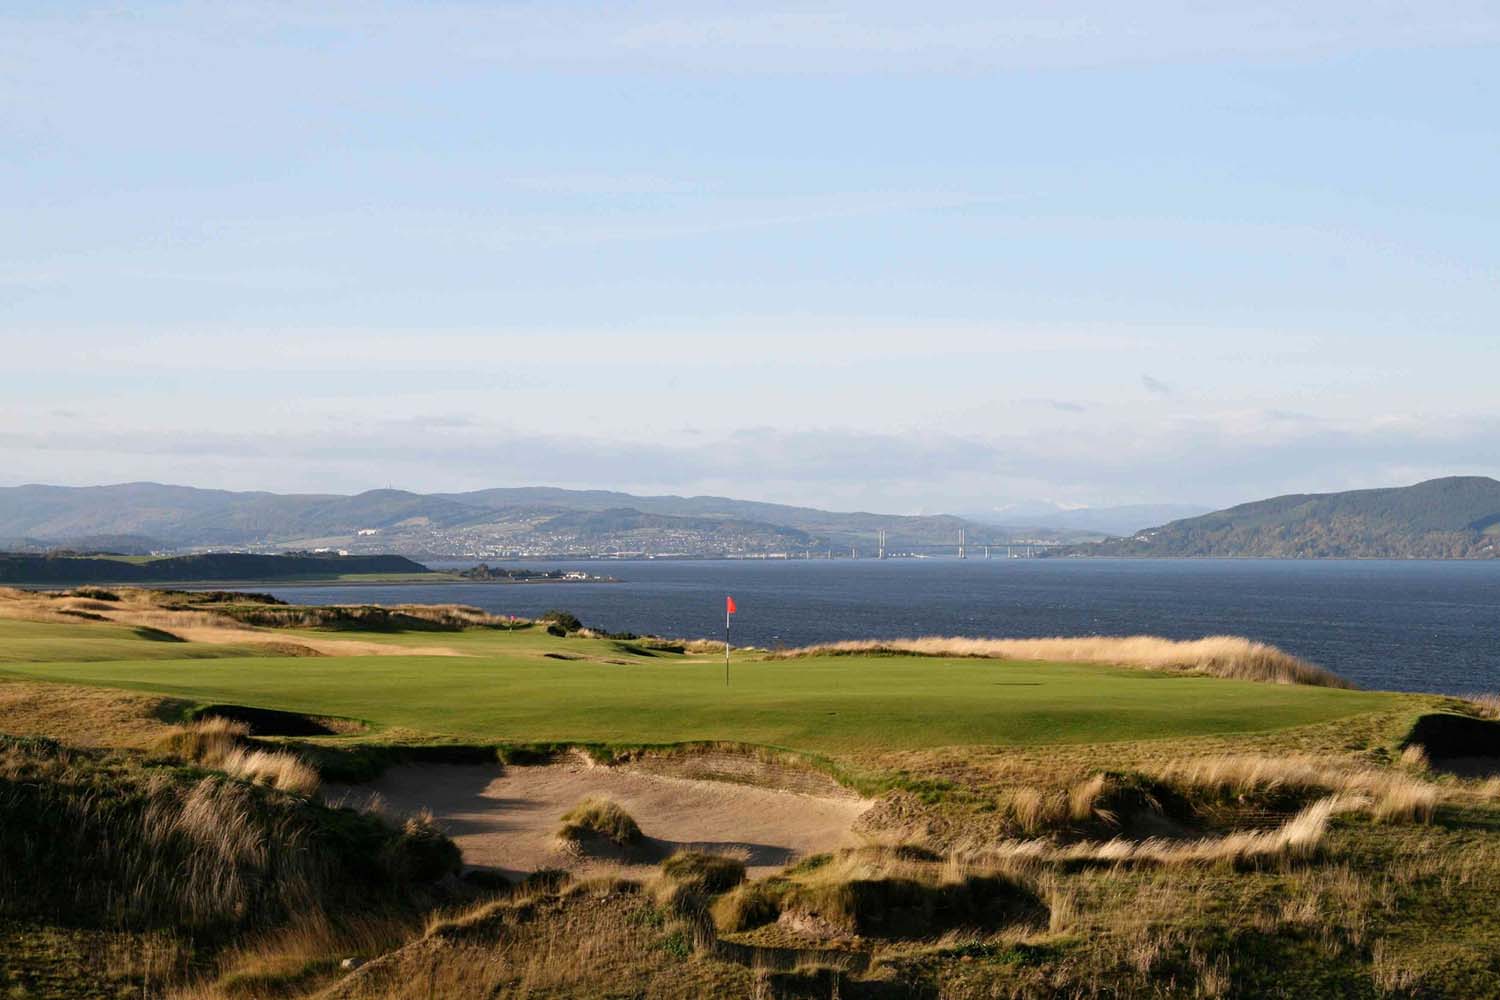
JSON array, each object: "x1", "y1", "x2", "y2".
[{"x1": 3, "y1": 2, "x2": 1497, "y2": 513}]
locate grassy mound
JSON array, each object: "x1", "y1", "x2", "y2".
[
  {"x1": 711, "y1": 846, "x2": 1046, "y2": 941},
  {"x1": 0, "y1": 735, "x2": 458, "y2": 936},
  {"x1": 557, "y1": 797, "x2": 643, "y2": 847},
  {"x1": 779, "y1": 872, "x2": 1044, "y2": 939},
  {"x1": 153, "y1": 716, "x2": 321, "y2": 795},
  {"x1": 660, "y1": 851, "x2": 747, "y2": 894},
  {"x1": 771, "y1": 634, "x2": 1351, "y2": 688}
]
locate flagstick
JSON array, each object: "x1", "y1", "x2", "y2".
[{"x1": 724, "y1": 603, "x2": 731, "y2": 686}]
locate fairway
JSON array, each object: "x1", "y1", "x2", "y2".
[{"x1": 0, "y1": 620, "x2": 1402, "y2": 753}]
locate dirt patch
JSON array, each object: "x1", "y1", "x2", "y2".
[{"x1": 326, "y1": 759, "x2": 872, "y2": 881}]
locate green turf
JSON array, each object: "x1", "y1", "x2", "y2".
[
  {"x1": 0, "y1": 620, "x2": 1405, "y2": 754},
  {"x1": 0, "y1": 619, "x2": 260, "y2": 663}
]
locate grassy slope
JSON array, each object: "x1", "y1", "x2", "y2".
[{"x1": 0, "y1": 620, "x2": 1403, "y2": 754}]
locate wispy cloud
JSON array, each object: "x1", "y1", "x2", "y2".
[{"x1": 1141, "y1": 374, "x2": 1173, "y2": 396}]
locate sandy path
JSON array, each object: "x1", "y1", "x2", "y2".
[{"x1": 327, "y1": 760, "x2": 872, "y2": 880}]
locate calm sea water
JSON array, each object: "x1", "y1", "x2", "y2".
[{"x1": 260, "y1": 559, "x2": 1500, "y2": 695}]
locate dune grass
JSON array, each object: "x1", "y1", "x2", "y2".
[
  {"x1": 772, "y1": 634, "x2": 1351, "y2": 688},
  {"x1": 660, "y1": 851, "x2": 747, "y2": 894},
  {"x1": 557, "y1": 797, "x2": 642, "y2": 847}
]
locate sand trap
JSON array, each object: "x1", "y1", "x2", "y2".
[{"x1": 327, "y1": 758, "x2": 872, "y2": 880}]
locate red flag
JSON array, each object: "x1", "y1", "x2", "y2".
[{"x1": 726, "y1": 595, "x2": 737, "y2": 615}]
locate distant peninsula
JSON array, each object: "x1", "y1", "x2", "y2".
[
  {"x1": 0, "y1": 552, "x2": 432, "y2": 585},
  {"x1": 1063, "y1": 476, "x2": 1500, "y2": 559}
]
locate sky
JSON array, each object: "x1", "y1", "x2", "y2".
[{"x1": 3, "y1": 2, "x2": 1498, "y2": 515}]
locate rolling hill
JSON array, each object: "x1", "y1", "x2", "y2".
[
  {"x1": 0, "y1": 483, "x2": 1090, "y2": 559},
  {"x1": 1073, "y1": 477, "x2": 1500, "y2": 559}
]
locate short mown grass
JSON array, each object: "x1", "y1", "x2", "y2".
[{"x1": 0, "y1": 616, "x2": 1412, "y2": 756}]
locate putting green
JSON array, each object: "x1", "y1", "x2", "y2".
[{"x1": 0, "y1": 620, "x2": 1402, "y2": 753}]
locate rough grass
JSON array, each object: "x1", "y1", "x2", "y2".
[
  {"x1": 1463, "y1": 693, "x2": 1500, "y2": 719},
  {"x1": 155, "y1": 717, "x2": 321, "y2": 796},
  {"x1": 1155, "y1": 754, "x2": 1441, "y2": 823},
  {"x1": 660, "y1": 851, "x2": 747, "y2": 894},
  {"x1": 0, "y1": 677, "x2": 187, "y2": 748},
  {"x1": 556, "y1": 797, "x2": 643, "y2": 847},
  {"x1": 771, "y1": 634, "x2": 1352, "y2": 688},
  {"x1": 321, "y1": 882, "x2": 752, "y2": 999},
  {"x1": 0, "y1": 736, "x2": 454, "y2": 936}
]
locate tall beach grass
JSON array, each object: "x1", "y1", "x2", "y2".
[{"x1": 771, "y1": 634, "x2": 1352, "y2": 688}]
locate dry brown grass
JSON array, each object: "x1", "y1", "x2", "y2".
[
  {"x1": 1008, "y1": 786, "x2": 1068, "y2": 834},
  {"x1": 557, "y1": 797, "x2": 643, "y2": 846},
  {"x1": 1, "y1": 735, "x2": 456, "y2": 949},
  {"x1": 326, "y1": 883, "x2": 748, "y2": 1000},
  {"x1": 973, "y1": 793, "x2": 1359, "y2": 867},
  {"x1": 0, "y1": 678, "x2": 185, "y2": 747},
  {"x1": 166, "y1": 912, "x2": 419, "y2": 1000},
  {"x1": 1399, "y1": 743, "x2": 1431, "y2": 770},
  {"x1": 769, "y1": 634, "x2": 1351, "y2": 687},
  {"x1": 156, "y1": 717, "x2": 320, "y2": 796},
  {"x1": 0, "y1": 587, "x2": 465, "y2": 656},
  {"x1": 1068, "y1": 773, "x2": 1110, "y2": 823},
  {"x1": 218, "y1": 746, "x2": 321, "y2": 796},
  {"x1": 1463, "y1": 693, "x2": 1500, "y2": 719},
  {"x1": 1156, "y1": 754, "x2": 1441, "y2": 824}
]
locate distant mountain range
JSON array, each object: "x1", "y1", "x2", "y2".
[
  {"x1": 0, "y1": 483, "x2": 1098, "y2": 559},
  {"x1": 1068, "y1": 477, "x2": 1500, "y2": 559},
  {"x1": 965, "y1": 502, "x2": 1213, "y2": 537}
]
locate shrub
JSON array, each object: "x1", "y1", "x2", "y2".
[
  {"x1": 69, "y1": 587, "x2": 121, "y2": 602},
  {"x1": 661, "y1": 851, "x2": 746, "y2": 894},
  {"x1": 557, "y1": 797, "x2": 642, "y2": 846},
  {"x1": 539, "y1": 610, "x2": 584, "y2": 633}
]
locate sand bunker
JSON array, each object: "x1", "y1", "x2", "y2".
[{"x1": 328, "y1": 758, "x2": 872, "y2": 880}]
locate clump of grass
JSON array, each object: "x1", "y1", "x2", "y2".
[
  {"x1": 218, "y1": 746, "x2": 321, "y2": 796},
  {"x1": 711, "y1": 880, "x2": 786, "y2": 933},
  {"x1": 660, "y1": 851, "x2": 747, "y2": 894},
  {"x1": 768, "y1": 634, "x2": 1351, "y2": 688},
  {"x1": 384, "y1": 810, "x2": 462, "y2": 882},
  {"x1": 1463, "y1": 693, "x2": 1500, "y2": 719},
  {"x1": 557, "y1": 797, "x2": 642, "y2": 847},
  {"x1": 1008, "y1": 787, "x2": 1068, "y2": 835},
  {"x1": 155, "y1": 716, "x2": 251, "y2": 764},
  {"x1": 779, "y1": 872, "x2": 1042, "y2": 939},
  {"x1": 1370, "y1": 777, "x2": 1437, "y2": 824},
  {"x1": 1068, "y1": 773, "x2": 1109, "y2": 823},
  {"x1": 1399, "y1": 743, "x2": 1430, "y2": 771},
  {"x1": 980, "y1": 794, "x2": 1358, "y2": 867},
  {"x1": 1156, "y1": 754, "x2": 1441, "y2": 825},
  {"x1": 155, "y1": 717, "x2": 320, "y2": 796}
]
